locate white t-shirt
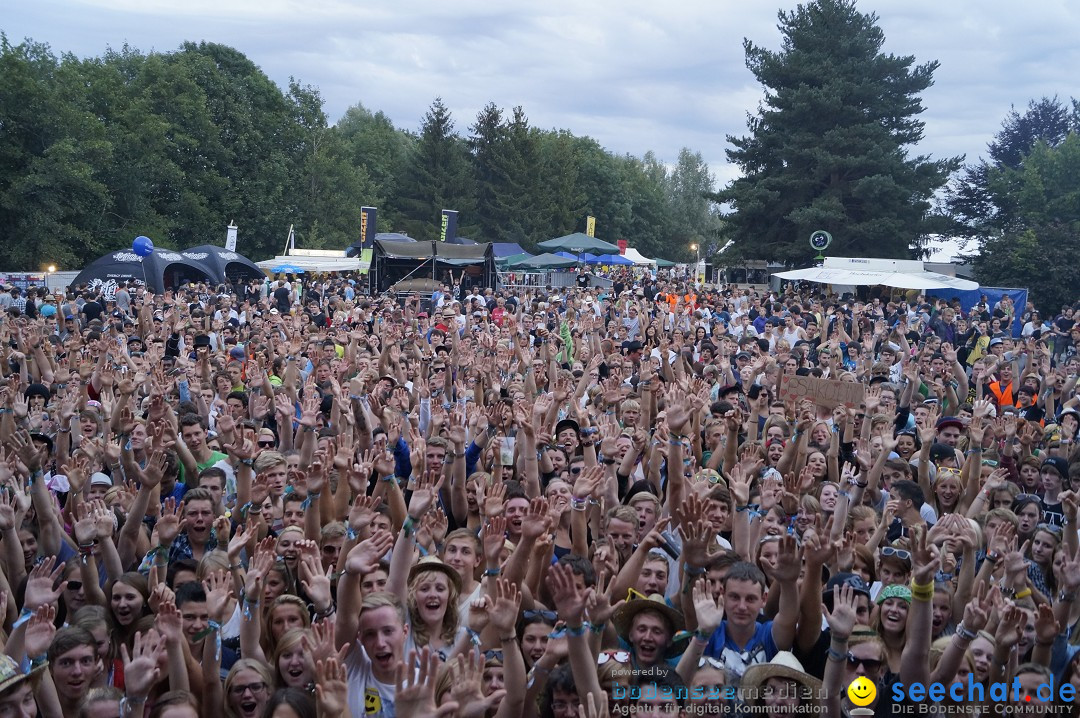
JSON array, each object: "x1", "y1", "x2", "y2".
[{"x1": 346, "y1": 641, "x2": 399, "y2": 717}]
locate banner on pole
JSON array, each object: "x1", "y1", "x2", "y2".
[
  {"x1": 586, "y1": 216, "x2": 596, "y2": 237},
  {"x1": 360, "y1": 207, "x2": 377, "y2": 248},
  {"x1": 440, "y1": 209, "x2": 458, "y2": 243},
  {"x1": 225, "y1": 222, "x2": 238, "y2": 252}
]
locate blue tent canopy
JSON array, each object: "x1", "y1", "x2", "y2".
[
  {"x1": 556, "y1": 251, "x2": 596, "y2": 262},
  {"x1": 492, "y1": 242, "x2": 527, "y2": 258},
  {"x1": 594, "y1": 254, "x2": 634, "y2": 265}
]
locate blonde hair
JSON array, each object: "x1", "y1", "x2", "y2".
[
  {"x1": 223, "y1": 659, "x2": 275, "y2": 718},
  {"x1": 407, "y1": 568, "x2": 460, "y2": 648}
]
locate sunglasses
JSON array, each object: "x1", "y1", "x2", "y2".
[
  {"x1": 483, "y1": 650, "x2": 503, "y2": 662},
  {"x1": 698, "y1": 656, "x2": 725, "y2": 670},
  {"x1": 258, "y1": 440, "x2": 276, "y2": 448},
  {"x1": 1036, "y1": 523, "x2": 1064, "y2": 536},
  {"x1": 880, "y1": 547, "x2": 911, "y2": 562},
  {"x1": 523, "y1": 609, "x2": 557, "y2": 622},
  {"x1": 846, "y1": 653, "x2": 883, "y2": 671},
  {"x1": 597, "y1": 651, "x2": 631, "y2": 666},
  {"x1": 67, "y1": 581, "x2": 83, "y2": 591}
]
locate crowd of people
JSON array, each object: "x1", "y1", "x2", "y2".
[{"x1": 0, "y1": 268, "x2": 1078, "y2": 718}]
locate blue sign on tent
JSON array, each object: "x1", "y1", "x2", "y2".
[{"x1": 271, "y1": 265, "x2": 305, "y2": 274}]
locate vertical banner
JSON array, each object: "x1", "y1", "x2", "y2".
[
  {"x1": 586, "y1": 216, "x2": 596, "y2": 237},
  {"x1": 225, "y1": 221, "x2": 238, "y2": 251},
  {"x1": 440, "y1": 209, "x2": 458, "y2": 243},
  {"x1": 360, "y1": 206, "x2": 377, "y2": 248},
  {"x1": 617, "y1": 239, "x2": 628, "y2": 255}
]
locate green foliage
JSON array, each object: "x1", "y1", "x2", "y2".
[
  {"x1": 716, "y1": 0, "x2": 960, "y2": 266},
  {"x1": 0, "y1": 34, "x2": 718, "y2": 268},
  {"x1": 969, "y1": 133, "x2": 1080, "y2": 312}
]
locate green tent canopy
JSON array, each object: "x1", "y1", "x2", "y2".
[
  {"x1": 537, "y1": 232, "x2": 620, "y2": 254},
  {"x1": 653, "y1": 258, "x2": 677, "y2": 267},
  {"x1": 508, "y1": 253, "x2": 579, "y2": 269}
]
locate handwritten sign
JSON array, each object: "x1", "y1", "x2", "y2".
[{"x1": 779, "y1": 374, "x2": 865, "y2": 410}]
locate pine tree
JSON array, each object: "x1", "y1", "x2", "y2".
[
  {"x1": 394, "y1": 97, "x2": 474, "y2": 241},
  {"x1": 717, "y1": 0, "x2": 960, "y2": 265}
]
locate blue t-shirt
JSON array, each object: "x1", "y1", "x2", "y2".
[{"x1": 703, "y1": 619, "x2": 778, "y2": 682}]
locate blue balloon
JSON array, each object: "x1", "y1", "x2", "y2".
[{"x1": 132, "y1": 235, "x2": 155, "y2": 257}]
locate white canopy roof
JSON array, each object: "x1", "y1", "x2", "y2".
[
  {"x1": 256, "y1": 254, "x2": 365, "y2": 273},
  {"x1": 621, "y1": 247, "x2": 654, "y2": 266},
  {"x1": 773, "y1": 257, "x2": 979, "y2": 291}
]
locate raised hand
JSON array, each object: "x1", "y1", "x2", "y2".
[
  {"x1": 396, "y1": 647, "x2": 458, "y2": 718},
  {"x1": 344, "y1": 530, "x2": 394, "y2": 578},
  {"x1": 449, "y1": 649, "x2": 505, "y2": 718},
  {"x1": 692, "y1": 578, "x2": 725, "y2": 634},
  {"x1": 23, "y1": 556, "x2": 66, "y2": 610},
  {"x1": 299, "y1": 554, "x2": 334, "y2": 612},
  {"x1": 547, "y1": 562, "x2": 590, "y2": 626},
  {"x1": 407, "y1": 468, "x2": 445, "y2": 521},
  {"x1": 156, "y1": 498, "x2": 183, "y2": 545},
  {"x1": 203, "y1": 570, "x2": 234, "y2": 623},
  {"x1": 823, "y1": 583, "x2": 859, "y2": 641},
  {"x1": 120, "y1": 629, "x2": 163, "y2": 699},
  {"x1": 315, "y1": 656, "x2": 349, "y2": 717},
  {"x1": 482, "y1": 516, "x2": 508, "y2": 566},
  {"x1": 24, "y1": 605, "x2": 58, "y2": 658},
  {"x1": 772, "y1": 535, "x2": 802, "y2": 583},
  {"x1": 486, "y1": 579, "x2": 522, "y2": 636},
  {"x1": 910, "y1": 527, "x2": 941, "y2": 586}
]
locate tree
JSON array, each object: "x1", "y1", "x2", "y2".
[
  {"x1": 970, "y1": 134, "x2": 1080, "y2": 312},
  {"x1": 947, "y1": 96, "x2": 1079, "y2": 239},
  {"x1": 393, "y1": 97, "x2": 475, "y2": 241},
  {"x1": 667, "y1": 148, "x2": 720, "y2": 259},
  {"x1": 288, "y1": 81, "x2": 381, "y2": 250},
  {"x1": 715, "y1": 0, "x2": 960, "y2": 265},
  {"x1": 0, "y1": 35, "x2": 111, "y2": 269},
  {"x1": 337, "y1": 102, "x2": 415, "y2": 231}
]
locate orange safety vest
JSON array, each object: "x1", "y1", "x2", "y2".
[{"x1": 988, "y1": 381, "x2": 1014, "y2": 408}]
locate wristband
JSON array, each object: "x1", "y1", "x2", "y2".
[
  {"x1": 1014, "y1": 587, "x2": 1032, "y2": 600},
  {"x1": 684, "y1": 563, "x2": 705, "y2": 576},
  {"x1": 954, "y1": 623, "x2": 978, "y2": 641},
  {"x1": 239, "y1": 458, "x2": 255, "y2": 467},
  {"x1": 402, "y1": 516, "x2": 416, "y2": 536},
  {"x1": 827, "y1": 647, "x2": 847, "y2": 662},
  {"x1": 12, "y1": 608, "x2": 32, "y2": 629},
  {"x1": 346, "y1": 526, "x2": 358, "y2": 541},
  {"x1": 565, "y1": 624, "x2": 587, "y2": 637},
  {"x1": 590, "y1": 622, "x2": 605, "y2": 635},
  {"x1": 484, "y1": 568, "x2": 501, "y2": 577},
  {"x1": 693, "y1": 629, "x2": 710, "y2": 643}
]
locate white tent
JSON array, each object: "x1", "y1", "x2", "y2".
[
  {"x1": 773, "y1": 257, "x2": 979, "y2": 291},
  {"x1": 621, "y1": 247, "x2": 655, "y2": 266},
  {"x1": 256, "y1": 249, "x2": 365, "y2": 274}
]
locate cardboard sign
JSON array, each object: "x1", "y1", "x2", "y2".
[{"x1": 779, "y1": 374, "x2": 865, "y2": 409}]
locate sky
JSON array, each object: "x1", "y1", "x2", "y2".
[{"x1": 6, "y1": 0, "x2": 1080, "y2": 210}]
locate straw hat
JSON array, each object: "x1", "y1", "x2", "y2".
[
  {"x1": 408, "y1": 556, "x2": 462, "y2": 594},
  {"x1": 740, "y1": 651, "x2": 821, "y2": 703},
  {"x1": 0, "y1": 653, "x2": 45, "y2": 696},
  {"x1": 612, "y1": 593, "x2": 685, "y2": 656}
]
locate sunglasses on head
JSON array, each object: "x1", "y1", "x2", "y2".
[
  {"x1": 880, "y1": 547, "x2": 911, "y2": 561},
  {"x1": 597, "y1": 651, "x2": 631, "y2": 666},
  {"x1": 483, "y1": 650, "x2": 503, "y2": 662},
  {"x1": 847, "y1": 653, "x2": 883, "y2": 671},
  {"x1": 523, "y1": 609, "x2": 557, "y2": 622},
  {"x1": 1036, "y1": 523, "x2": 1064, "y2": 536}
]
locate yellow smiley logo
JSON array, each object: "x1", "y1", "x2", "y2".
[{"x1": 847, "y1": 676, "x2": 877, "y2": 706}]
